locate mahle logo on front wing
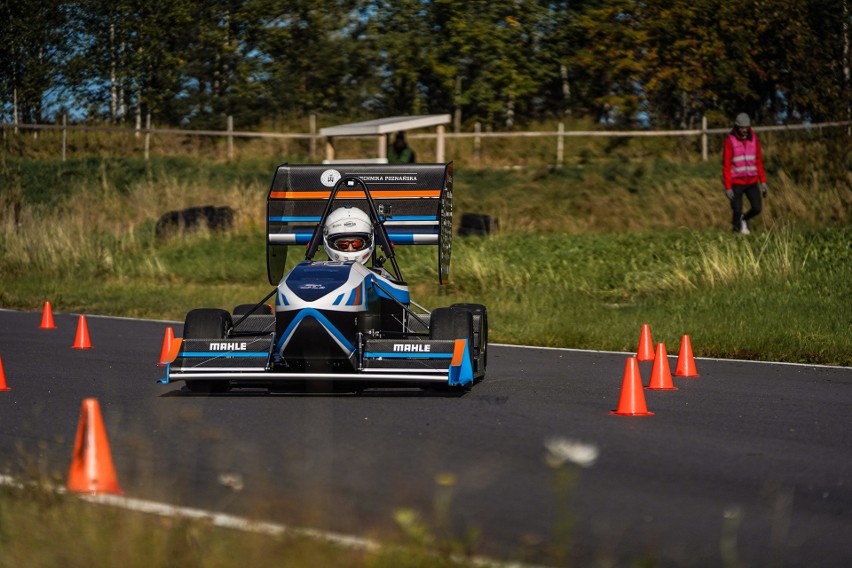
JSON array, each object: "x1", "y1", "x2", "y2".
[
  {"x1": 209, "y1": 342, "x2": 248, "y2": 351},
  {"x1": 393, "y1": 344, "x2": 431, "y2": 352}
]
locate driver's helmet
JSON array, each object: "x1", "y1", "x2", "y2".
[{"x1": 323, "y1": 206, "x2": 374, "y2": 264}]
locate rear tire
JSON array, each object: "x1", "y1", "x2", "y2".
[{"x1": 182, "y1": 309, "x2": 232, "y2": 394}]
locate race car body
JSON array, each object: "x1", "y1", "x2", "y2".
[{"x1": 160, "y1": 163, "x2": 487, "y2": 393}]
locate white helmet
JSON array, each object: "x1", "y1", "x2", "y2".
[{"x1": 323, "y1": 206, "x2": 374, "y2": 263}]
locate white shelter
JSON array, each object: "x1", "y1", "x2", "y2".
[{"x1": 319, "y1": 114, "x2": 451, "y2": 164}]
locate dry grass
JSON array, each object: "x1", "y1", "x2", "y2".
[{"x1": 1, "y1": 171, "x2": 267, "y2": 279}]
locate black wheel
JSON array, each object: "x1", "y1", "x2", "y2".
[
  {"x1": 450, "y1": 303, "x2": 488, "y2": 364},
  {"x1": 182, "y1": 309, "x2": 232, "y2": 394},
  {"x1": 430, "y1": 307, "x2": 473, "y2": 342},
  {"x1": 233, "y1": 303, "x2": 273, "y2": 316},
  {"x1": 184, "y1": 308, "x2": 232, "y2": 338},
  {"x1": 428, "y1": 307, "x2": 474, "y2": 391}
]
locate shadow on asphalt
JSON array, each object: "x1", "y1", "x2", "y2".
[{"x1": 158, "y1": 384, "x2": 471, "y2": 398}]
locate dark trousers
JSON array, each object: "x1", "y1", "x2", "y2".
[{"x1": 731, "y1": 183, "x2": 763, "y2": 231}]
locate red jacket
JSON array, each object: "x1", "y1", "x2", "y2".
[{"x1": 723, "y1": 128, "x2": 767, "y2": 190}]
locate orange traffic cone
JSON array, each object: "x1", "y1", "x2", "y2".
[
  {"x1": 40, "y1": 301, "x2": 56, "y2": 329},
  {"x1": 0, "y1": 355, "x2": 10, "y2": 391},
  {"x1": 67, "y1": 398, "x2": 122, "y2": 495},
  {"x1": 675, "y1": 335, "x2": 699, "y2": 377},
  {"x1": 72, "y1": 315, "x2": 92, "y2": 349},
  {"x1": 158, "y1": 327, "x2": 182, "y2": 366},
  {"x1": 647, "y1": 343, "x2": 677, "y2": 390},
  {"x1": 636, "y1": 324, "x2": 654, "y2": 361},
  {"x1": 611, "y1": 357, "x2": 654, "y2": 416}
]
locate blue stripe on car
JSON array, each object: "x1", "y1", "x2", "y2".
[
  {"x1": 363, "y1": 352, "x2": 453, "y2": 359},
  {"x1": 346, "y1": 287, "x2": 359, "y2": 305},
  {"x1": 181, "y1": 352, "x2": 268, "y2": 357}
]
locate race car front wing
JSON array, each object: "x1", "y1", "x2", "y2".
[{"x1": 160, "y1": 337, "x2": 474, "y2": 387}]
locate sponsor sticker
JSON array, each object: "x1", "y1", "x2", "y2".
[
  {"x1": 209, "y1": 342, "x2": 248, "y2": 351},
  {"x1": 393, "y1": 344, "x2": 432, "y2": 353},
  {"x1": 321, "y1": 169, "x2": 341, "y2": 187}
]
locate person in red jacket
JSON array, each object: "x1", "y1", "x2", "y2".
[{"x1": 722, "y1": 113, "x2": 768, "y2": 234}]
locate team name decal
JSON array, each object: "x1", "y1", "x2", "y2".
[
  {"x1": 209, "y1": 342, "x2": 248, "y2": 351},
  {"x1": 359, "y1": 175, "x2": 417, "y2": 182},
  {"x1": 393, "y1": 344, "x2": 431, "y2": 352}
]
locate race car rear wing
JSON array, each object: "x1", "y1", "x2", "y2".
[{"x1": 266, "y1": 163, "x2": 453, "y2": 286}]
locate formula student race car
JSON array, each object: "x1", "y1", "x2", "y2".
[{"x1": 160, "y1": 162, "x2": 487, "y2": 393}]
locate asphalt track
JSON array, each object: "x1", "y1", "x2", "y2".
[{"x1": 0, "y1": 308, "x2": 850, "y2": 567}]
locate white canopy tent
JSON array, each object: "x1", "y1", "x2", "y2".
[{"x1": 319, "y1": 114, "x2": 451, "y2": 164}]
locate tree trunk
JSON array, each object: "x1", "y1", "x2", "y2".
[
  {"x1": 110, "y1": 22, "x2": 117, "y2": 122},
  {"x1": 13, "y1": 86, "x2": 18, "y2": 132},
  {"x1": 119, "y1": 41, "x2": 126, "y2": 121}
]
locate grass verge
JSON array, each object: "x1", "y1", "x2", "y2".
[
  {"x1": 1, "y1": 222, "x2": 849, "y2": 365},
  {"x1": 1, "y1": 156, "x2": 850, "y2": 365},
  {"x1": 0, "y1": 481, "x2": 481, "y2": 568}
]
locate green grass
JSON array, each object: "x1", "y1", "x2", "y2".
[
  {"x1": 1, "y1": 155, "x2": 850, "y2": 364},
  {"x1": 0, "y1": 483, "x2": 479, "y2": 568},
  {"x1": 407, "y1": 226, "x2": 852, "y2": 365}
]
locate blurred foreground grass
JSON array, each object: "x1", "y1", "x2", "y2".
[{"x1": 0, "y1": 483, "x2": 480, "y2": 568}]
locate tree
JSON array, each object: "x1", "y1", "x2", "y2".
[
  {"x1": 180, "y1": 0, "x2": 269, "y2": 128},
  {"x1": 569, "y1": 0, "x2": 648, "y2": 125},
  {"x1": 751, "y1": 0, "x2": 850, "y2": 122},
  {"x1": 0, "y1": 0, "x2": 75, "y2": 123},
  {"x1": 67, "y1": 0, "x2": 135, "y2": 123},
  {"x1": 256, "y1": 0, "x2": 364, "y2": 116},
  {"x1": 427, "y1": 0, "x2": 548, "y2": 128},
  {"x1": 359, "y1": 0, "x2": 440, "y2": 116}
]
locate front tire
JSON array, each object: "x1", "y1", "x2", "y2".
[
  {"x1": 182, "y1": 308, "x2": 232, "y2": 394},
  {"x1": 450, "y1": 303, "x2": 488, "y2": 375},
  {"x1": 429, "y1": 307, "x2": 473, "y2": 343},
  {"x1": 428, "y1": 307, "x2": 474, "y2": 391}
]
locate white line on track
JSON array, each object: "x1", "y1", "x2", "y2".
[
  {"x1": 491, "y1": 343, "x2": 852, "y2": 371},
  {"x1": 0, "y1": 474, "x2": 550, "y2": 568},
  {"x1": 0, "y1": 307, "x2": 182, "y2": 325},
  {"x1": 3, "y1": 308, "x2": 850, "y2": 371}
]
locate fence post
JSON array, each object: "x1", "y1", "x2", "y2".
[
  {"x1": 474, "y1": 122, "x2": 481, "y2": 165},
  {"x1": 62, "y1": 113, "x2": 67, "y2": 162},
  {"x1": 557, "y1": 122, "x2": 564, "y2": 168},
  {"x1": 144, "y1": 112, "x2": 151, "y2": 161},
  {"x1": 227, "y1": 115, "x2": 234, "y2": 161},
  {"x1": 701, "y1": 115, "x2": 708, "y2": 161},
  {"x1": 309, "y1": 113, "x2": 317, "y2": 159},
  {"x1": 437, "y1": 124, "x2": 445, "y2": 163}
]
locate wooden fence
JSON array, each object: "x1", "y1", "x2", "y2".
[{"x1": 2, "y1": 115, "x2": 849, "y2": 165}]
